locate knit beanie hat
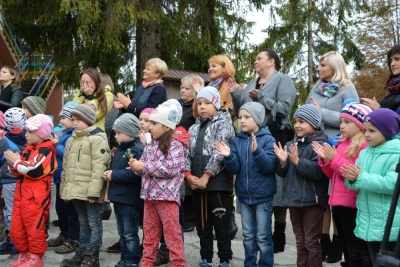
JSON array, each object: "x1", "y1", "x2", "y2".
[
  {"x1": 140, "y1": 108, "x2": 155, "y2": 116},
  {"x1": 239, "y1": 102, "x2": 265, "y2": 127},
  {"x1": 71, "y1": 104, "x2": 96, "y2": 126},
  {"x1": 339, "y1": 101, "x2": 372, "y2": 131},
  {"x1": 149, "y1": 100, "x2": 181, "y2": 130},
  {"x1": 163, "y1": 99, "x2": 183, "y2": 125},
  {"x1": 197, "y1": 86, "x2": 221, "y2": 109},
  {"x1": 293, "y1": 104, "x2": 321, "y2": 129},
  {"x1": 5, "y1": 107, "x2": 26, "y2": 131},
  {"x1": 0, "y1": 111, "x2": 5, "y2": 130},
  {"x1": 364, "y1": 108, "x2": 400, "y2": 140},
  {"x1": 25, "y1": 114, "x2": 54, "y2": 140},
  {"x1": 59, "y1": 101, "x2": 79, "y2": 120},
  {"x1": 113, "y1": 113, "x2": 140, "y2": 138},
  {"x1": 21, "y1": 96, "x2": 46, "y2": 116}
]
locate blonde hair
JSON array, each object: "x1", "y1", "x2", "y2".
[
  {"x1": 319, "y1": 51, "x2": 352, "y2": 89},
  {"x1": 146, "y1": 58, "x2": 168, "y2": 78},
  {"x1": 345, "y1": 131, "x2": 365, "y2": 160},
  {"x1": 208, "y1": 55, "x2": 235, "y2": 79}
]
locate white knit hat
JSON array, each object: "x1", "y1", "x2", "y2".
[{"x1": 149, "y1": 100, "x2": 182, "y2": 130}]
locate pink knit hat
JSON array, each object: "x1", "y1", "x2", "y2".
[
  {"x1": 140, "y1": 108, "x2": 154, "y2": 116},
  {"x1": 339, "y1": 102, "x2": 372, "y2": 131},
  {"x1": 0, "y1": 111, "x2": 5, "y2": 129},
  {"x1": 25, "y1": 114, "x2": 54, "y2": 140}
]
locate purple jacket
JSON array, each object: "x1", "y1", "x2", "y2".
[
  {"x1": 318, "y1": 138, "x2": 367, "y2": 208},
  {"x1": 138, "y1": 138, "x2": 186, "y2": 205}
]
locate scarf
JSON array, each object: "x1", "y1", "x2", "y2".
[
  {"x1": 315, "y1": 81, "x2": 340, "y2": 97},
  {"x1": 142, "y1": 79, "x2": 163, "y2": 89},
  {"x1": 385, "y1": 75, "x2": 400, "y2": 93},
  {"x1": 208, "y1": 77, "x2": 224, "y2": 90}
]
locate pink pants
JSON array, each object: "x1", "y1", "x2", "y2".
[{"x1": 141, "y1": 200, "x2": 186, "y2": 267}]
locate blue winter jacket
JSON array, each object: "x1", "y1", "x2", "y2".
[
  {"x1": 54, "y1": 128, "x2": 74, "y2": 184},
  {"x1": 0, "y1": 130, "x2": 27, "y2": 184},
  {"x1": 126, "y1": 84, "x2": 167, "y2": 118},
  {"x1": 108, "y1": 138, "x2": 144, "y2": 209},
  {"x1": 224, "y1": 126, "x2": 277, "y2": 204}
]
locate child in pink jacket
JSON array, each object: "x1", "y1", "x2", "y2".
[
  {"x1": 312, "y1": 102, "x2": 372, "y2": 267},
  {"x1": 129, "y1": 101, "x2": 186, "y2": 267}
]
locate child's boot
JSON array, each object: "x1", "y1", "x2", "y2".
[
  {"x1": 154, "y1": 246, "x2": 169, "y2": 266},
  {"x1": 272, "y1": 222, "x2": 286, "y2": 253},
  {"x1": 10, "y1": 252, "x2": 30, "y2": 267},
  {"x1": 62, "y1": 246, "x2": 86, "y2": 267},
  {"x1": 19, "y1": 253, "x2": 43, "y2": 267},
  {"x1": 326, "y1": 234, "x2": 343, "y2": 263},
  {"x1": 80, "y1": 248, "x2": 100, "y2": 267}
]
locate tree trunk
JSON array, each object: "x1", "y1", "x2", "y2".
[
  {"x1": 307, "y1": 0, "x2": 313, "y2": 91},
  {"x1": 136, "y1": 0, "x2": 162, "y2": 88}
]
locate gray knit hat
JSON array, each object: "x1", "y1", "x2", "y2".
[
  {"x1": 59, "y1": 101, "x2": 79, "y2": 120},
  {"x1": 293, "y1": 104, "x2": 321, "y2": 129},
  {"x1": 113, "y1": 113, "x2": 140, "y2": 138},
  {"x1": 71, "y1": 104, "x2": 96, "y2": 126},
  {"x1": 239, "y1": 102, "x2": 265, "y2": 127},
  {"x1": 21, "y1": 96, "x2": 46, "y2": 116},
  {"x1": 197, "y1": 86, "x2": 221, "y2": 109}
]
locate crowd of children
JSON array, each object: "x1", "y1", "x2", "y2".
[{"x1": 0, "y1": 76, "x2": 398, "y2": 267}]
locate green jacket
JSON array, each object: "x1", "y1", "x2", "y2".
[
  {"x1": 60, "y1": 126, "x2": 111, "y2": 202},
  {"x1": 345, "y1": 137, "x2": 400, "y2": 242}
]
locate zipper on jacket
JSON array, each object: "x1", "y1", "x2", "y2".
[
  {"x1": 246, "y1": 136, "x2": 251, "y2": 204},
  {"x1": 78, "y1": 144, "x2": 82, "y2": 162}
]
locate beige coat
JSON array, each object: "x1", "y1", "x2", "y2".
[{"x1": 60, "y1": 126, "x2": 110, "y2": 202}]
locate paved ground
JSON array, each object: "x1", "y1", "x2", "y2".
[{"x1": 0, "y1": 209, "x2": 342, "y2": 267}]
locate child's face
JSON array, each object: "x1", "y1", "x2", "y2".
[
  {"x1": 60, "y1": 116, "x2": 74, "y2": 131},
  {"x1": 180, "y1": 82, "x2": 195, "y2": 101},
  {"x1": 149, "y1": 121, "x2": 169, "y2": 140},
  {"x1": 139, "y1": 113, "x2": 151, "y2": 132},
  {"x1": 340, "y1": 118, "x2": 360, "y2": 139},
  {"x1": 25, "y1": 129, "x2": 43, "y2": 145},
  {"x1": 22, "y1": 105, "x2": 32, "y2": 119},
  {"x1": 197, "y1": 98, "x2": 217, "y2": 118},
  {"x1": 239, "y1": 109, "x2": 259, "y2": 134},
  {"x1": 114, "y1": 130, "x2": 134, "y2": 145},
  {"x1": 72, "y1": 116, "x2": 89, "y2": 131},
  {"x1": 293, "y1": 117, "x2": 316, "y2": 138},
  {"x1": 363, "y1": 121, "x2": 386, "y2": 147}
]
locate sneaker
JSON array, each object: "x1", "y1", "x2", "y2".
[
  {"x1": 55, "y1": 239, "x2": 77, "y2": 254},
  {"x1": 20, "y1": 253, "x2": 43, "y2": 267},
  {"x1": 11, "y1": 252, "x2": 30, "y2": 267},
  {"x1": 47, "y1": 233, "x2": 67, "y2": 247},
  {"x1": 106, "y1": 240, "x2": 121, "y2": 253},
  {"x1": 115, "y1": 260, "x2": 126, "y2": 267},
  {"x1": 125, "y1": 260, "x2": 139, "y2": 267},
  {"x1": 199, "y1": 259, "x2": 213, "y2": 267},
  {"x1": 155, "y1": 247, "x2": 169, "y2": 266},
  {"x1": 0, "y1": 238, "x2": 19, "y2": 255},
  {"x1": 218, "y1": 262, "x2": 231, "y2": 267}
]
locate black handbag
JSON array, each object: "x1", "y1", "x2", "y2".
[{"x1": 266, "y1": 102, "x2": 294, "y2": 145}]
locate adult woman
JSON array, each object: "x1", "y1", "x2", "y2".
[
  {"x1": 228, "y1": 48, "x2": 297, "y2": 254},
  {"x1": 361, "y1": 44, "x2": 400, "y2": 111},
  {"x1": 306, "y1": 51, "x2": 359, "y2": 264},
  {"x1": 114, "y1": 58, "x2": 168, "y2": 118},
  {"x1": 0, "y1": 65, "x2": 23, "y2": 113},
  {"x1": 73, "y1": 68, "x2": 114, "y2": 132}
]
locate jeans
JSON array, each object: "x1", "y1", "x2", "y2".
[
  {"x1": 240, "y1": 201, "x2": 274, "y2": 267},
  {"x1": 114, "y1": 203, "x2": 142, "y2": 264},
  {"x1": 72, "y1": 199, "x2": 103, "y2": 250},
  {"x1": 3, "y1": 183, "x2": 16, "y2": 230},
  {"x1": 55, "y1": 184, "x2": 80, "y2": 240}
]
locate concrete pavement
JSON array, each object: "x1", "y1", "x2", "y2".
[{"x1": 0, "y1": 209, "x2": 342, "y2": 266}]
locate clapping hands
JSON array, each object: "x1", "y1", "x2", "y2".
[
  {"x1": 312, "y1": 141, "x2": 337, "y2": 162},
  {"x1": 273, "y1": 142, "x2": 299, "y2": 166}
]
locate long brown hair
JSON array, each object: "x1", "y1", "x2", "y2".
[
  {"x1": 158, "y1": 129, "x2": 173, "y2": 156},
  {"x1": 81, "y1": 68, "x2": 107, "y2": 117}
]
